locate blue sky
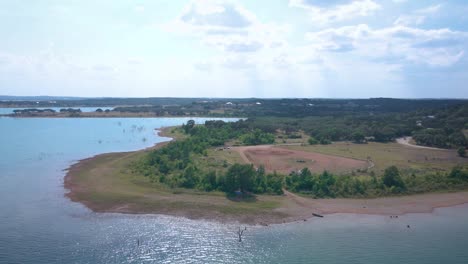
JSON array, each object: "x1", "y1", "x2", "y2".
[{"x1": 0, "y1": 0, "x2": 467, "y2": 98}]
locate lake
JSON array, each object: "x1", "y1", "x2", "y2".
[{"x1": 0, "y1": 116, "x2": 467, "y2": 264}]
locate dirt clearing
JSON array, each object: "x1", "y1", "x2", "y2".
[{"x1": 233, "y1": 145, "x2": 368, "y2": 174}]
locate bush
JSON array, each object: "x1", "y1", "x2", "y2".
[
  {"x1": 308, "y1": 137, "x2": 318, "y2": 145},
  {"x1": 458, "y1": 147, "x2": 466, "y2": 157},
  {"x1": 383, "y1": 166, "x2": 405, "y2": 191},
  {"x1": 449, "y1": 166, "x2": 468, "y2": 180}
]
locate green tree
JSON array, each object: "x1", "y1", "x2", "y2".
[
  {"x1": 457, "y1": 147, "x2": 466, "y2": 157},
  {"x1": 183, "y1": 119, "x2": 195, "y2": 133},
  {"x1": 382, "y1": 166, "x2": 405, "y2": 190},
  {"x1": 352, "y1": 131, "x2": 365, "y2": 143},
  {"x1": 449, "y1": 166, "x2": 468, "y2": 180},
  {"x1": 180, "y1": 165, "x2": 198, "y2": 188},
  {"x1": 265, "y1": 172, "x2": 284, "y2": 194},
  {"x1": 308, "y1": 136, "x2": 318, "y2": 145},
  {"x1": 224, "y1": 164, "x2": 256, "y2": 193},
  {"x1": 200, "y1": 171, "x2": 217, "y2": 191}
]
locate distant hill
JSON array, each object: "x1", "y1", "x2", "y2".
[{"x1": 0, "y1": 95, "x2": 87, "y2": 101}]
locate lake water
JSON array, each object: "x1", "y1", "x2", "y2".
[
  {"x1": 0, "y1": 107, "x2": 113, "y2": 115},
  {"x1": 0, "y1": 116, "x2": 467, "y2": 264}
]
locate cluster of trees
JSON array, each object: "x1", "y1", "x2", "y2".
[
  {"x1": 223, "y1": 165, "x2": 283, "y2": 194},
  {"x1": 284, "y1": 165, "x2": 468, "y2": 198},
  {"x1": 133, "y1": 120, "x2": 277, "y2": 192},
  {"x1": 95, "y1": 108, "x2": 111, "y2": 113},
  {"x1": 59, "y1": 108, "x2": 82, "y2": 113},
  {"x1": 413, "y1": 129, "x2": 467, "y2": 149},
  {"x1": 12, "y1": 108, "x2": 56, "y2": 114},
  {"x1": 245, "y1": 102, "x2": 467, "y2": 148},
  {"x1": 411, "y1": 104, "x2": 468, "y2": 149},
  {"x1": 239, "y1": 129, "x2": 275, "y2": 145}
]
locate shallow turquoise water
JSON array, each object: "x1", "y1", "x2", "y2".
[{"x1": 0, "y1": 116, "x2": 467, "y2": 264}]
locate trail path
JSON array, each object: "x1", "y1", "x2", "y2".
[{"x1": 396, "y1": 137, "x2": 446, "y2": 151}]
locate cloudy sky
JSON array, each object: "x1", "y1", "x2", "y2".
[{"x1": 1, "y1": 0, "x2": 467, "y2": 98}]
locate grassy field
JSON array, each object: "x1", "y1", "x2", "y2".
[
  {"x1": 192, "y1": 148, "x2": 245, "y2": 174},
  {"x1": 283, "y1": 142, "x2": 465, "y2": 176}
]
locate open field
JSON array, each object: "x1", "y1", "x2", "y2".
[
  {"x1": 283, "y1": 141, "x2": 466, "y2": 175},
  {"x1": 233, "y1": 145, "x2": 369, "y2": 174}
]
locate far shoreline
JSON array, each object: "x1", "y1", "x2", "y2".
[{"x1": 64, "y1": 126, "x2": 468, "y2": 226}]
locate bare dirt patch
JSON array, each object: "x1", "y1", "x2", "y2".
[{"x1": 234, "y1": 145, "x2": 368, "y2": 174}]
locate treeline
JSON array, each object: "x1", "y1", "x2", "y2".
[
  {"x1": 11, "y1": 108, "x2": 82, "y2": 114},
  {"x1": 132, "y1": 120, "x2": 277, "y2": 192},
  {"x1": 411, "y1": 104, "x2": 468, "y2": 148},
  {"x1": 285, "y1": 165, "x2": 468, "y2": 198},
  {"x1": 13, "y1": 108, "x2": 56, "y2": 114},
  {"x1": 244, "y1": 102, "x2": 467, "y2": 147}
]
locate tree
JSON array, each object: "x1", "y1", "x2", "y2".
[
  {"x1": 308, "y1": 136, "x2": 318, "y2": 145},
  {"x1": 200, "y1": 171, "x2": 217, "y2": 191},
  {"x1": 458, "y1": 147, "x2": 466, "y2": 158},
  {"x1": 382, "y1": 166, "x2": 405, "y2": 190},
  {"x1": 265, "y1": 172, "x2": 283, "y2": 194},
  {"x1": 180, "y1": 165, "x2": 198, "y2": 188},
  {"x1": 352, "y1": 131, "x2": 365, "y2": 143},
  {"x1": 449, "y1": 166, "x2": 468, "y2": 180},
  {"x1": 224, "y1": 164, "x2": 256, "y2": 193},
  {"x1": 183, "y1": 120, "x2": 195, "y2": 133}
]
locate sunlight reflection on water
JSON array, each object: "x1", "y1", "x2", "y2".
[{"x1": 0, "y1": 116, "x2": 467, "y2": 264}]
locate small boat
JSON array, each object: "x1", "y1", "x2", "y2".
[{"x1": 312, "y1": 213, "x2": 324, "y2": 218}]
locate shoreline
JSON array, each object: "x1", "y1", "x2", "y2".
[
  {"x1": 64, "y1": 127, "x2": 468, "y2": 226},
  {"x1": 0, "y1": 113, "x2": 244, "y2": 119}
]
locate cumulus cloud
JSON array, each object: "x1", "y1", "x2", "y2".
[
  {"x1": 289, "y1": 0, "x2": 381, "y2": 24},
  {"x1": 305, "y1": 24, "x2": 468, "y2": 67},
  {"x1": 394, "y1": 15, "x2": 425, "y2": 26},
  {"x1": 416, "y1": 4, "x2": 442, "y2": 15},
  {"x1": 163, "y1": 0, "x2": 288, "y2": 54},
  {"x1": 162, "y1": 0, "x2": 256, "y2": 35},
  {"x1": 394, "y1": 4, "x2": 442, "y2": 26}
]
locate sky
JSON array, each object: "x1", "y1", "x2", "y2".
[{"x1": 0, "y1": 0, "x2": 467, "y2": 98}]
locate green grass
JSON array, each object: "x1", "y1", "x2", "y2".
[
  {"x1": 284, "y1": 141, "x2": 465, "y2": 176},
  {"x1": 192, "y1": 147, "x2": 245, "y2": 175}
]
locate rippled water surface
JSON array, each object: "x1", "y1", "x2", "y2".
[{"x1": 0, "y1": 116, "x2": 467, "y2": 264}]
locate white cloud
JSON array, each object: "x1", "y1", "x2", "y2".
[
  {"x1": 164, "y1": 0, "x2": 256, "y2": 34},
  {"x1": 289, "y1": 0, "x2": 381, "y2": 24},
  {"x1": 416, "y1": 4, "x2": 442, "y2": 15},
  {"x1": 394, "y1": 15, "x2": 425, "y2": 26},
  {"x1": 305, "y1": 24, "x2": 468, "y2": 67},
  {"x1": 163, "y1": 0, "x2": 289, "y2": 54},
  {"x1": 394, "y1": 4, "x2": 442, "y2": 26}
]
